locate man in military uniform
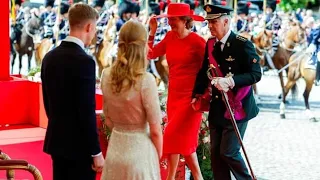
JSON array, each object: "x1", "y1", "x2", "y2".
[
  {"x1": 235, "y1": 1, "x2": 250, "y2": 33},
  {"x1": 306, "y1": 21, "x2": 320, "y2": 86},
  {"x1": 192, "y1": 4, "x2": 261, "y2": 180},
  {"x1": 40, "y1": 0, "x2": 56, "y2": 43},
  {"x1": 116, "y1": 0, "x2": 133, "y2": 32},
  {"x1": 11, "y1": 0, "x2": 25, "y2": 44},
  {"x1": 58, "y1": 2, "x2": 70, "y2": 41},
  {"x1": 265, "y1": 0, "x2": 281, "y2": 57},
  {"x1": 93, "y1": 0, "x2": 109, "y2": 48}
]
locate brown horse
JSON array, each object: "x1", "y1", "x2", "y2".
[
  {"x1": 280, "y1": 52, "x2": 317, "y2": 121},
  {"x1": 271, "y1": 25, "x2": 306, "y2": 118},
  {"x1": 240, "y1": 29, "x2": 273, "y2": 102}
]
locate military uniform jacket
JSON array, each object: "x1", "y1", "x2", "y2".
[
  {"x1": 193, "y1": 31, "x2": 262, "y2": 127},
  {"x1": 237, "y1": 18, "x2": 249, "y2": 33},
  {"x1": 308, "y1": 27, "x2": 320, "y2": 53},
  {"x1": 266, "y1": 13, "x2": 281, "y2": 31},
  {"x1": 59, "y1": 18, "x2": 69, "y2": 40}
]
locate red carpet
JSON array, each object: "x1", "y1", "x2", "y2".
[
  {"x1": 0, "y1": 124, "x2": 185, "y2": 180},
  {"x1": 0, "y1": 141, "x2": 52, "y2": 180},
  {"x1": 0, "y1": 140, "x2": 104, "y2": 180}
]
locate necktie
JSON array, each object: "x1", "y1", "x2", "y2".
[{"x1": 213, "y1": 41, "x2": 222, "y2": 58}]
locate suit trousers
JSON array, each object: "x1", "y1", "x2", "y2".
[
  {"x1": 210, "y1": 121, "x2": 252, "y2": 180},
  {"x1": 52, "y1": 155, "x2": 96, "y2": 180}
]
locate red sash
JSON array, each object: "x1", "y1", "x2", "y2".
[{"x1": 208, "y1": 39, "x2": 251, "y2": 120}]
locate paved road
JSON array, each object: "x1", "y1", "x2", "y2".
[
  {"x1": 243, "y1": 72, "x2": 320, "y2": 180},
  {"x1": 12, "y1": 54, "x2": 320, "y2": 180}
]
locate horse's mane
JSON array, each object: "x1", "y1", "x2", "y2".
[{"x1": 285, "y1": 25, "x2": 300, "y2": 40}]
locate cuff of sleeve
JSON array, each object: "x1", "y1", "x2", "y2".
[
  {"x1": 148, "y1": 35, "x2": 155, "y2": 42},
  {"x1": 91, "y1": 152, "x2": 102, "y2": 157},
  {"x1": 229, "y1": 77, "x2": 235, "y2": 89}
]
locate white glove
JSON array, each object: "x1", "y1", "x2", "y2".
[
  {"x1": 306, "y1": 44, "x2": 316, "y2": 53},
  {"x1": 211, "y1": 77, "x2": 235, "y2": 92}
]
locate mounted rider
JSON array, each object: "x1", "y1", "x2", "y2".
[
  {"x1": 265, "y1": 0, "x2": 281, "y2": 57},
  {"x1": 235, "y1": 0, "x2": 250, "y2": 33},
  {"x1": 40, "y1": 0, "x2": 57, "y2": 44},
  {"x1": 305, "y1": 18, "x2": 320, "y2": 86},
  {"x1": 10, "y1": 0, "x2": 25, "y2": 44},
  {"x1": 93, "y1": 0, "x2": 110, "y2": 48},
  {"x1": 58, "y1": 2, "x2": 70, "y2": 41}
]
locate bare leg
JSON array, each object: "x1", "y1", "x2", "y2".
[
  {"x1": 166, "y1": 154, "x2": 180, "y2": 180},
  {"x1": 184, "y1": 152, "x2": 203, "y2": 180}
]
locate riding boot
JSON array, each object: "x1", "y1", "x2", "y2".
[{"x1": 315, "y1": 61, "x2": 320, "y2": 86}]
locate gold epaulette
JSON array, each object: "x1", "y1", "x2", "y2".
[{"x1": 236, "y1": 35, "x2": 248, "y2": 42}]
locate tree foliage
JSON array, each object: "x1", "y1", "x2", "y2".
[{"x1": 279, "y1": 0, "x2": 315, "y2": 12}]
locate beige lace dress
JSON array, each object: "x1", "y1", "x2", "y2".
[{"x1": 100, "y1": 70, "x2": 161, "y2": 180}]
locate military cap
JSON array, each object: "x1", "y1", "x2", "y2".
[
  {"x1": 149, "y1": 2, "x2": 161, "y2": 16},
  {"x1": 45, "y1": 0, "x2": 55, "y2": 8},
  {"x1": 237, "y1": 1, "x2": 250, "y2": 15},
  {"x1": 203, "y1": 4, "x2": 233, "y2": 20},
  {"x1": 93, "y1": 0, "x2": 105, "y2": 8},
  {"x1": 15, "y1": 0, "x2": 24, "y2": 6},
  {"x1": 266, "y1": 0, "x2": 277, "y2": 12},
  {"x1": 60, "y1": 2, "x2": 70, "y2": 15}
]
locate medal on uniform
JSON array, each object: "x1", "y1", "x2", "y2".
[{"x1": 226, "y1": 56, "x2": 235, "y2": 62}]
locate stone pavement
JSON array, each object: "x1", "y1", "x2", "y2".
[{"x1": 242, "y1": 73, "x2": 320, "y2": 180}]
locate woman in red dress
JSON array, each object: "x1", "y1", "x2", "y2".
[{"x1": 148, "y1": 3, "x2": 206, "y2": 180}]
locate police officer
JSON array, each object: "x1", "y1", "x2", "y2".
[
  {"x1": 192, "y1": 4, "x2": 261, "y2": 180},
  {"x1": 40, "y1": 0, "x2": 56, "y2": 42},
  {"x1": 58, "y1": 2, "x2": 70, "y2": 41}
]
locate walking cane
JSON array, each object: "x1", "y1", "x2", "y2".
[{"x1": 208, "y1": 64, "x2": 257, "y2": 180}]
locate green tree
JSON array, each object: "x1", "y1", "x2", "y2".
[{"x1": 279, "y1": 0, "x2": 315, "y2": 12}]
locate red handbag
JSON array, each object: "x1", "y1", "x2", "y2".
[{"x1": 192, "y1": 85, "x2": 211, "y2": 112}]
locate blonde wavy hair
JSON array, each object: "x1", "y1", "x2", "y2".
[{"x1": 110, "y1": 20, "x2": 148, "y2": 94}]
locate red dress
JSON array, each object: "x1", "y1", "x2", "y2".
[{"x1": 148, "y1": 31, "x2": 206, "y2": 155}]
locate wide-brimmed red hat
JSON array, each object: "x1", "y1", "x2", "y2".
[{"x1": 155, "y1": 3, "x2": 204, "y2": 21}]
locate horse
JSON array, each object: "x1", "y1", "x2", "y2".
[
  {"x1": 280, "y1": 51, "x2": 317, "y2": 121},
  {"x1": 239, "y1": 29, "x2": 273, "y2": 102},
  {"x1": 12, "y1": 16, "x2": 42, "y2": 74},
  {"x1": 270, "y1": 24, "x2": 306, "y2": 118}
]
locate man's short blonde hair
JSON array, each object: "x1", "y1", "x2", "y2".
[{"x1": 68, "y1": 3, "x2": 99, "y2": 29}]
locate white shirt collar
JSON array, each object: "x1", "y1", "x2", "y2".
[
  {"x1": 219, "y1": 29, "x2": 232, "y2": 44},
  {"x1": 63, "y1": 36, "x2": 85, "y2": 49}
]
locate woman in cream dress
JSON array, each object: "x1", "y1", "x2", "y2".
[{"x1": 100, "y1": 20, "x2": 163, "y2": 180}]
